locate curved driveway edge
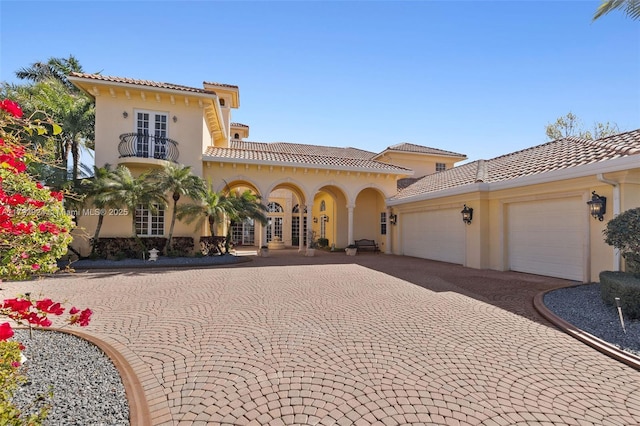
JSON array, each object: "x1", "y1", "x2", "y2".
[
  {"x1": 56, "y1": 328, "x2": 152, "y2": 426},
  {"x1": 533, "y1": 289, "x2": 640, "y2": 371}
]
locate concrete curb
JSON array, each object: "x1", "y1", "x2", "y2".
[{"x1": 534, "y1": 287, "x2": 640, "y2": 371}]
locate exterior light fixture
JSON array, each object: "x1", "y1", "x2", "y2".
[
  {"x1": 313, "y1": 217, "x2": 318, "y2": 223},
  {"x1": 324, "y1": 216, "x2": 329, "y2": 223},
  {"x1": 587, "y1": 191, "x2": 606, "y2": 221},
  {"x1": 389, "y1": 214, "x2": 397, "y2": 225},
  {"x1": 172, "y1": 115, "x2": 178, "y2": 123},
  {"x1": 461, "y1": 204, "x2": 473, "y2": 225},
  {"x1": 122, "y1": 111, "x2": 128, "y2": 118}
]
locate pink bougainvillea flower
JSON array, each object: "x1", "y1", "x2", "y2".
[
  {"x1": 41, "y1": 244, "x2": 51, "y2": 252},
  {"x1": 78, "y1": 309, "x2": 92, "y2": 326},
  {"x1": 11, "y1": 361, "x2": 21, "y2": 368},
  {"x1": 69, "y1": 308, "x2": 93, "y2": 326},
  {"x1": 0, "y1": 99, "x2": 23, "y2": 118},
  {"x1": 49, "y1": 191, "x2": 64, "y2": 202},
  {"x1": 3, "y1": 298, "x2": 32, "y2": 313},
  {"x1": 20, "y1": 252, "x2": 29, "y2": 259},
  {"x1": 31, "y1": 264, "x2": 40, "y2": 270},
  {"x1": 36, "y1": 298, "x2": 64, "y2": 315},
  {"x1": 0, "y1": 322, "x2": 14, "y2": 341}
]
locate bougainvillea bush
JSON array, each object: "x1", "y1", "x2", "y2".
[
  {"x1": 1, "y1": 100, "x2": 74, "y2": 281},
  {"x1": 1, "y1": 99, "x2": 92, "y2": 424}
]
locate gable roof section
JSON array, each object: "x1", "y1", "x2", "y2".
[
  {"x1": 375, "y1": 143, "x2": 467, "y2": 160},
  {"x1": 69, "y1": 72, "x2": 215, "y2": 95},
  {"x1": 69, "y1": 72, "x2": 229, "y2": 146},
  {"x1": 204, "y1": 141, "x2": 412, "y2": 174},
  {"x1": 392, "y1": 129, "x2": 640, "y2": 201}
]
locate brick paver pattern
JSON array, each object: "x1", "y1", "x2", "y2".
[{"x1": 2, "y1": 251, "x2": 640, "y2": 425}]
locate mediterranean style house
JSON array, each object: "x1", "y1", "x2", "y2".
[{"x1": 68, "y1": 73, "x2": 640, "y2": 283}]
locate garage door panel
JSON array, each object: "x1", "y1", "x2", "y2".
[
  {"x1": 402, "y1": 210, "x2": 465, "y2": 265},
  {"x1": 508, "y1": 198, "x2": 585, "y2": 281}
]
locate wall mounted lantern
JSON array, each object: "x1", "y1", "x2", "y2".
[
  {"x1": 587, "y1": 191, "x2": 606, "y2": 221},
  {"x1": 172, "y1": 115, "x2": 178, "y2": 123},
  {"x1": 389, "y1": 214, "x2": 397, "y2": 225},
  {"x1": 122, "y1": 111, "x2": 128, "y2": 118},
  {"x1": 323, "y1": 215, "x2": 329, "y2": 223},
  {"x1": 313, "y1": 217, "x2": 318, "y2": 223},
  {"x1": 461, "y1": 204, "x2": 473, "y2": 225}
]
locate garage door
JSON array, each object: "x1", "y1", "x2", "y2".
[
  {"x1": 508, "y1": 198, "x2": 585, "y2": 281},
  {"x1": 402, "y1": 209, "x2": 465, "y2": 264}
]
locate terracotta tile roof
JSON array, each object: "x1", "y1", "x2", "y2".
[
  {"x1": 230, "y1": 122, "x2": 249, "y2": 128},
  {"x1": 69, "y1": 72, "x2": 214, "y2": 95},
  {"x1": 383, "y1": 143, "x2": 467, "y2": 158},
  {"x1": 230, "y1": 141, "x2": 377, "y2": 160},
  {"x1": 202, "y1": 81, "x2": 239, "y2": 89},
  {"x1": 392, "y1": 129, "x2": 640, "y2": 200},
  {"x1": 204, "y1": 141, "x2": 412, "y2": 173}
]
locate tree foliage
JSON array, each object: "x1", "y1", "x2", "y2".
[
  {"x1": 603, "y1": 207, "x2": 640, "y2": 276},
  {"x1": 593, "y1": 0, "x2": 640, "y2": 21},
  {"x1": 149, "y1": 164, "x2": 205, "y2": 251},
  {"x1": 545, "y1": 112, "x2": 620, "y2": 141}
]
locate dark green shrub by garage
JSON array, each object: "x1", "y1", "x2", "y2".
[
  {"x1": 600, "y1": 271, "x2": 640, "y2": 319},
  {"x1": 601, "y1": 207, "x2": 640, "y2": 319}
]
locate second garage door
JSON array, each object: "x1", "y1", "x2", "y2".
[
  {"x1": 402, "y1": 209, "x2": 465, "y2": 264},
  {"x1": 507, "y1": 198, "x2": 586, "y2": 281}
]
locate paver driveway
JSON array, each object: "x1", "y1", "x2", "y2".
[{"x1": 2, "y1": 250, "x2": 640, "y2": 425}]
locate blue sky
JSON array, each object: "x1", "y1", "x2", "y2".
[{"x1": 1, "y1": 1, "x2": 638, "y2": 163}]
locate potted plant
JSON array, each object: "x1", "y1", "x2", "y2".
[
  {"x1": 259, "y1": 245, "x2": 269, "y2": 257},
  {"x1": 345, "y1": 244, "x2": 357, "y2": 256}
]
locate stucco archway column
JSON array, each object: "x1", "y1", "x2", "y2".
[
  {"x1": 347, "y1": 204, "x2": 355, "y2": 245},
  {"x1": 385, "y1": 206, "x2": 392, "y2": 254},
  {"x1": 260, "y1": 220, "x2": 267, "y2": 248},
  {"x1": 306, "y1": 203, "x2": 314, "y2": 249}
]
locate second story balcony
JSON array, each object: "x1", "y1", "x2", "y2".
[{"x1": 118, "y1": 133, "x2": 179, "y2": 164}]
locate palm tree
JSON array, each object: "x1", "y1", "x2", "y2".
[
  {"x1": 225, "y1": 189, "x2": 268, "y2": 226},
  {"x1": 79, "y1": 165, "x2": 115, "y2": 254},
  {"x1": 594, "y1": 0, "x2": 640, "y2": 21},
  {"x1": 31, "y1": 79, "x2": 95, "y2": 182},
  {"x1": 177, "y1": 186, "x2": 229, "y2": 237},
  {"x1": 150, "y1": 164, "x2": 205, "y2": 251},
  {"x1": 103, "y1": 166, "x2": 167, "y2": 242},
  {"x1": 16, "y1": 55, "x2": 85, "y2": 92},
  {"x1": 14, "y1": 55, "x2": 95, "y2": 183}
]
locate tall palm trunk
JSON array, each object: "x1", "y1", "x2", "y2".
[
  {"x1": 91, "y1": 213, "x2": 105, "y2": 255},
  {"x1": 208, "y1": 215, "x2": 216, "y2": 236},
  {"x1": 167, "y1": 193, "x2": 180, "y2": 252}
]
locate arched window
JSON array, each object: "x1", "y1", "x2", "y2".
[
  {"x1": 267, "y1": 202, "x2": 284, "y2": 213},
  {"x1": 234, "y1": 133, "x2": 240, "y2": 139},
  {"x1": 320, "y1": 200, "x2": 326, "y2": 212},
  {"x1": 292, "y1": 204, "x2": 308, "y2": 213},
  {"x1": 220, "y1": 98, "x2": 226, "y2": 106}
]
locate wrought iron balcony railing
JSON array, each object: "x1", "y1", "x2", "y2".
[{"x1": 118, "y1": 133, "x2": 179, "y2": 163}]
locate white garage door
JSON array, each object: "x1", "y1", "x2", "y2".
[
  {"x1": 402, "y1": 209, "x2": 465, "y2": 264},
  {"x1": 508, "y1": 198, "x2": 585, "y2": 281}
]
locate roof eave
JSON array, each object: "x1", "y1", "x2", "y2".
[
  {"x1": 388, "y1": 154, "x2": 640, "y2": 206},
  {"x1": 202, "y1": 155, "x2": 414, "y2": 176},
  {"x1": 68, "y1": 75, "x2": 218, "y2": 100}
]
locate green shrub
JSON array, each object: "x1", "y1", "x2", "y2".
[
  {"x1": 317, "y1": 238, "x2": 329, "y2": 248},
  {"x1": 603, "y1": 208, "x2": 640, "y2": 277},
  {"x1": 600, "y1": 271, "x2": 640, "y2": 319},
  {"x1": 0, "y1": 341, "x2": 50, "y2": 425}
]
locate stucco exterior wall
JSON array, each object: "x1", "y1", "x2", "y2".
[{"x1": 389, "y1": 172, "x2": 640, "y2": 283}]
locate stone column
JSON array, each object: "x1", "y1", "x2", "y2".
[
  {"x1": 385, "y1": 207, "x2": 392, "y2": 254},
  {"x1": 347, "y1": 204, "x2": 355, "y2": 245}
]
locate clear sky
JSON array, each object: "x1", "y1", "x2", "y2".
[{"x1": 1, "y1": 1, "x2": 639, "y2": 164}]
